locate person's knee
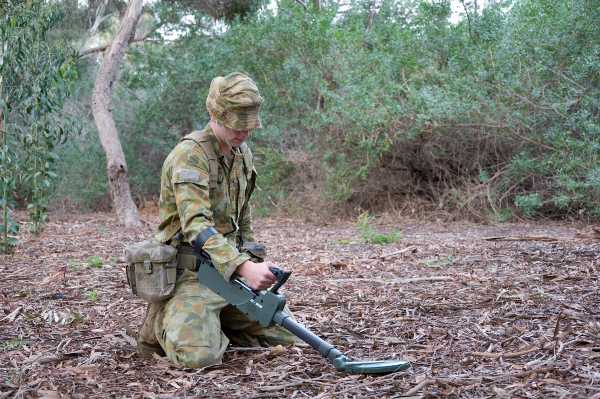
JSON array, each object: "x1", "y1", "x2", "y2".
[
  {"x1": 162, "y1": 328, "x2": 228, "y2": 369},
  {"x1": 171, "y1": 345, "x2": 223, "y2": 368}
]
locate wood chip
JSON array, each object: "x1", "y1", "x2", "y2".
[{"x1": 2, "y1": 212, "x2": 597, "y2": 398}]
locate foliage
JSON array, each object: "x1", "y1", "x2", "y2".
[
  {"x1": 0, "y1": 336, "x2": 28, "y2": 352},
  {"x1": 422, "y1": 255, "x2": 455, "y2": 268},
  {"x1": 514, "y1": 193, "x2": 542, "y2": 218},
  {"x1": 85, "y1": 290, "x2": 99, "y2": 301},
  {"x1": 53, "y1": 134, "x2": 110, "y2": 211},
  {"x1": 252, "y1": 147, "x2": 296, "y2": 214},
  {"x1": 67, "y1": 258, "x2": 81, "y2": 271},
  {"x1": 0, "y1": 121, "x2": 19, "y2": 253},
  {"x1": 159, "y1": 0, "x2": 266, "y2": 22},
  {"x1": 356, "y1": 212, "x2": 401, "y2": 245},
  {"x1": 0, "y1": 0, "x2": 77, "y2": 251},
  {"x1": 86, "y1": 255, "x2": 103, "y2": 268},
  {"x1": 45, "y1": 0, "x2": 600, "y2": 222},
  {"x1": 491, "y1": 0, "x2": 600, "y2": 219}
]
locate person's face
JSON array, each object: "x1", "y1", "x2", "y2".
[{"x1": 210, "y1": 119, "x2": 251, "y2": 148}]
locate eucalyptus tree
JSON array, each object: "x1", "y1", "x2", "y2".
[
  {"x1": 89, "y1": 0, "x2": 265, "y2": 227},
  {"x1": 91, "y1": 0, "x2": 145, "y2": 228},
  {"x1": 0, "y1": 0, "x2": 77, "y2": 252}
]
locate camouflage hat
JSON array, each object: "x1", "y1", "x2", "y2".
[{"x1": 206, "y1": 72, "x2": 263, "y2": 130}]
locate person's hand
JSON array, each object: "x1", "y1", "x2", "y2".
[{"x1": 236, "y1": 260, "x2": 277, "y2": 290}]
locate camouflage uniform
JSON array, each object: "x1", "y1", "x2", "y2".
[{"x1": 138, "y1": 73, "x2": 297, "y2": 368}]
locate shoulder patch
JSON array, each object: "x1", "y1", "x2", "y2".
[{"x1": 173, "y1": 168, "x2": 209, "y2": 186}]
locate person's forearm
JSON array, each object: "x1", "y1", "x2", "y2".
[
  {"x1": 175, "y1": 182, "x2": 249, "y2": 279},
  {"x1": 201, "y1": 234, "x2": 250, "y2": 280}
]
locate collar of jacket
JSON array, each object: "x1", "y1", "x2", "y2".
[{"x1": 201, "y1": 123, "x2": 242, "y2": 160}]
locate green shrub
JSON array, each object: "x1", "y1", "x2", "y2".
[
  {"x1": 252, "y1": 146, "x2": 296, "y2": 214},
  {"x1": 0, "y1": 198, "x2": 19, "y2": 253},
  {"x1": 1, "y1": 0, "x2": 77, "y2": 248},
  {"x1": 43, "y1": 0, "x2": 600, "y2": 221},
  {"x1": 356, "y1": 212, "x2": 401, "y2": 245},
  {"x1": 493, "y1": 208, "x2": 514, "y2": 223},
  {"x1": 53, "y1": 137, "x2": 109, "y2": 211},
  {"x1": 515, "y1": 193, "x2": 542, "y2": 217},
  {"x1": 86, "y1": 256, "x2": 103, "y2": 268},
  {"x1": 85, "y1": 290, "x2": 98, "y2": 302},
  {"x1": 0, "y1": 337, "x2": 28, "y2": 352}
]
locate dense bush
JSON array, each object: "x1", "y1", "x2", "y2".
[
  {"x1": 52, "y1": 0, "x2": 600, "y2": 220},
  {"x1": 1, "y1": 0, "x2": 77, "y2": 251}
]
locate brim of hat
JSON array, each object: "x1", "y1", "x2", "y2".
[{"x1": 221, "y1": 109, "x2": 262, "y2": 130}]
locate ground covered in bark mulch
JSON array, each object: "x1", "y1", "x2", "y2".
[{"x1": 1, "y1": 210, "x2": 599, "y2": 398}]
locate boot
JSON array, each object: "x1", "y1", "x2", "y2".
[{"x1": 137, "y1": 303, "x2": 165, "y2": 358}]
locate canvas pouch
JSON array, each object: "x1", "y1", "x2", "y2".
[{"x1": 124, "y1": 239, "x2": 177, "y2": 303}]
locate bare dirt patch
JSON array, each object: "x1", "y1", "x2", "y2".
[{"x1": 1, "y1": 212, "x2": 599, "y2": 398}]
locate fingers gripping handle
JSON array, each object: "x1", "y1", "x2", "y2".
[{"x1": 269, "y1": 266, "x2": 291, "y2": 294}]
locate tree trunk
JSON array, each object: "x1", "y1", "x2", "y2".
[
  {"x1": 91, "y1": 0, "x2": 142, "y2": 228},
  {"x1": 366, "y1": 0, "x2": 377, "y2": 32},
  {"x1": 1, "y1": 106, "x2": 8, "y2": 252},
  {"x1": 0, "y1": 108, "x2": 3, "y2": 145}
]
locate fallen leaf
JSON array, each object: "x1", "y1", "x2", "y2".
[
  {"x1": 266, "y1": 344, "x2": 286, "y2": 358},
  {"x1": 37, "y1": 390, "x2": 61, "y2": 399}
]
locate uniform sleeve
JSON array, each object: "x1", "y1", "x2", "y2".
[{"x1": 171, "y1": 147, "x2": 249, "y2": 280}]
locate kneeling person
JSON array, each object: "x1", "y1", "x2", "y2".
[{"x1": 137, "y1": 72, "x2": 298, "y2": 368}]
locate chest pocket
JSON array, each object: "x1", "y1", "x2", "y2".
[{"x1": 188, "y1": 131, "x2": 255, "y2": 238}]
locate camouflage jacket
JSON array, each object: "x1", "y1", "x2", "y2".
[{"x1": 155, "y1": 125, "x2": 257, "y2": 280}]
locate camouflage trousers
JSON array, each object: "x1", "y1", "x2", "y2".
[{"x1": 138, "y1": 270, "x2": 298, "y2": 368}]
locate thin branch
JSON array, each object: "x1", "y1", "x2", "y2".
[
  {"x1": 460, "y1": 0, "x2": 474, "y2": 42},
  {"x1": 323, "y1": 276, "x2": 454, "y2": 284},
  {"x1": 294, "y1": 0, "x2": 308, "y2": 9},
  {"x1": 377, "y1": 245, "x2": 418, "y2": 260},
  {"x1": 405, "y1": 378, "x2": 434, "y2": 396},
  {"x1": 79, "y1": 26, "x2": 160, "y2": 58},
  {"x1": 468, "y1": 341, "x2": 554, "y2": 360},
  {"x1": 89, "y1": 0, "x2": 111, "y2": 36}
]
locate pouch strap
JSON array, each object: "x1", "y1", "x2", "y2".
[
  {"x1": 237, "y1": 143, "x2": 256, "y2": 244},
  {"x1": 177, "y1": 245, "x2": 199, "y2": 272},
  {"x1": 182, "y1": 130, "x2": 219, "y2": 191}
]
